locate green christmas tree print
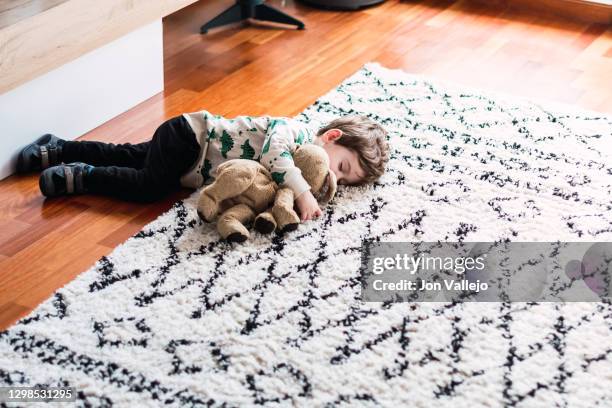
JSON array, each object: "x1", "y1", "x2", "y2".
[
  {"x1": 201, "y1": 159, "x2": 212, "y2": 180},
  {"x1": 261, "y1": 135, "x2": 272, "y2": 156},
  {"x1": 220, "y1": 130, "x2": 234, "y2": 158},
  {"x1": 240, "y1": 139, "x2": 255, "y2": 160},
  {"x1": 268, "y1": 119, "x2": 287, "y2": 132},
  {"x1": 207, "y1": 128, "x2": 217, "y2": 141},
  {"x1": 246, "y1": 116, "x2": 258, "y2": 131},
  {"x1": 280, "y1": 151, "x2": 292, "y2": 159},
  {"x1": 271, "y1": 171, "x2": 286, "y2": 185},
  {"x1": 296, "y1": 130, "x2": 305, "y2": 145}
]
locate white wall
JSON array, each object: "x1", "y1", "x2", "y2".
[{"x1": 0, "y1": 19, "x2": 164, "y2": 180}]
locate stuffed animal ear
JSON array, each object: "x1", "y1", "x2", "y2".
[{"x1": 319, "y1": 170, "x2": 337, "y2": 205}]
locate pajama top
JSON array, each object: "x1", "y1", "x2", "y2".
[{"x1": 180, "y1": 110, "x2": 319, "y2": 198}]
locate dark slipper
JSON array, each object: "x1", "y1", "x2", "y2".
[
  {"x1": 39, "y1": 163, "x2": 93, "y2": 197},
  {"x1": 17, "y1": 134, "x2": 65, "y2": 173}
]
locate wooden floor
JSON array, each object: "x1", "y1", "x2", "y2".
[{"x1": 1, "y1": 0, "x2": 611, "y2": 330}]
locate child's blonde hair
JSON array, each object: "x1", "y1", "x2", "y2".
[{"x1": 317, "y1": 115, "x2": 389, "y2": 186}]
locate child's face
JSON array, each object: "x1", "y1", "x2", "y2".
[{"x1": 318, "y1": 129, "x2": 365, "y2": 185}]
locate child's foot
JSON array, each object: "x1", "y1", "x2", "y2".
[
  {"x1": 39, "y1": 163, "x2": 94, "y2": 197},
  {"x1": 17, "y1": 134, "x2": 66, "y2": 173}
]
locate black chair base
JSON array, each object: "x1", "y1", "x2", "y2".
[{"x1": 201, "y1": 0, "x2": 305, "y2": 34}]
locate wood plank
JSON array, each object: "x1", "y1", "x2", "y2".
[
  {"x1": 0, "y1": 218, "x2": 31, "y2": 252},
  {"x1": 0, "y1": 302, "x2": 31, "y2": 329},
  {"x1": 470, "y1": 0, "x2": 612, "y2": 24},
  {"x1": 97, "y1": 190, "x2": 192, "y2": 248}
]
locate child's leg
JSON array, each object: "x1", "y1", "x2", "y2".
[
  {"x1": 40, "y1": 116, "x2": 200, "y2": 202},
  {"x1": 85, "y1": 166, "x2": 171, "y2": 202},
  {"x1": 61, "y1": 140, "x2": 150, "y2": 168},
  {"x1": 17, "y1": 135, "x2": 148, "y2": 173}
]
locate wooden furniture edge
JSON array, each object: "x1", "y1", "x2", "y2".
[{"x1": 0, "y1": 0, "x2": 200, "y2": 95}]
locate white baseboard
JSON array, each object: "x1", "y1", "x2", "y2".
[{"x1": 0, "y1": 19, "x2": 164, "y2": 180}]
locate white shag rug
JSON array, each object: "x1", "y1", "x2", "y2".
[{"x1": 1, "y1": 62, "x2": 612, "y2": 407}]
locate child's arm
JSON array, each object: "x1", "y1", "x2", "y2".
[{"x1": 258, "y1": 119, "x2": 321, "y2": 221}]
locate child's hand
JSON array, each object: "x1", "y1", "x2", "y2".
[{"x1": 295, "y1": 190, "x2": 321, "y2": 222}]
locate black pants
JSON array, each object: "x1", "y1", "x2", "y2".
[{"x1": 61, "y1": 115, "x2": 200, "y2": 202}]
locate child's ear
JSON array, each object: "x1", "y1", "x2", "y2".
[{"x1": 322, "y1": 129, "x2": 342, "y2": 143}]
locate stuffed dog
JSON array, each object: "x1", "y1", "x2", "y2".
[{"x1": 197, "y1": 144, "x2": 337, "y2": 242}]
